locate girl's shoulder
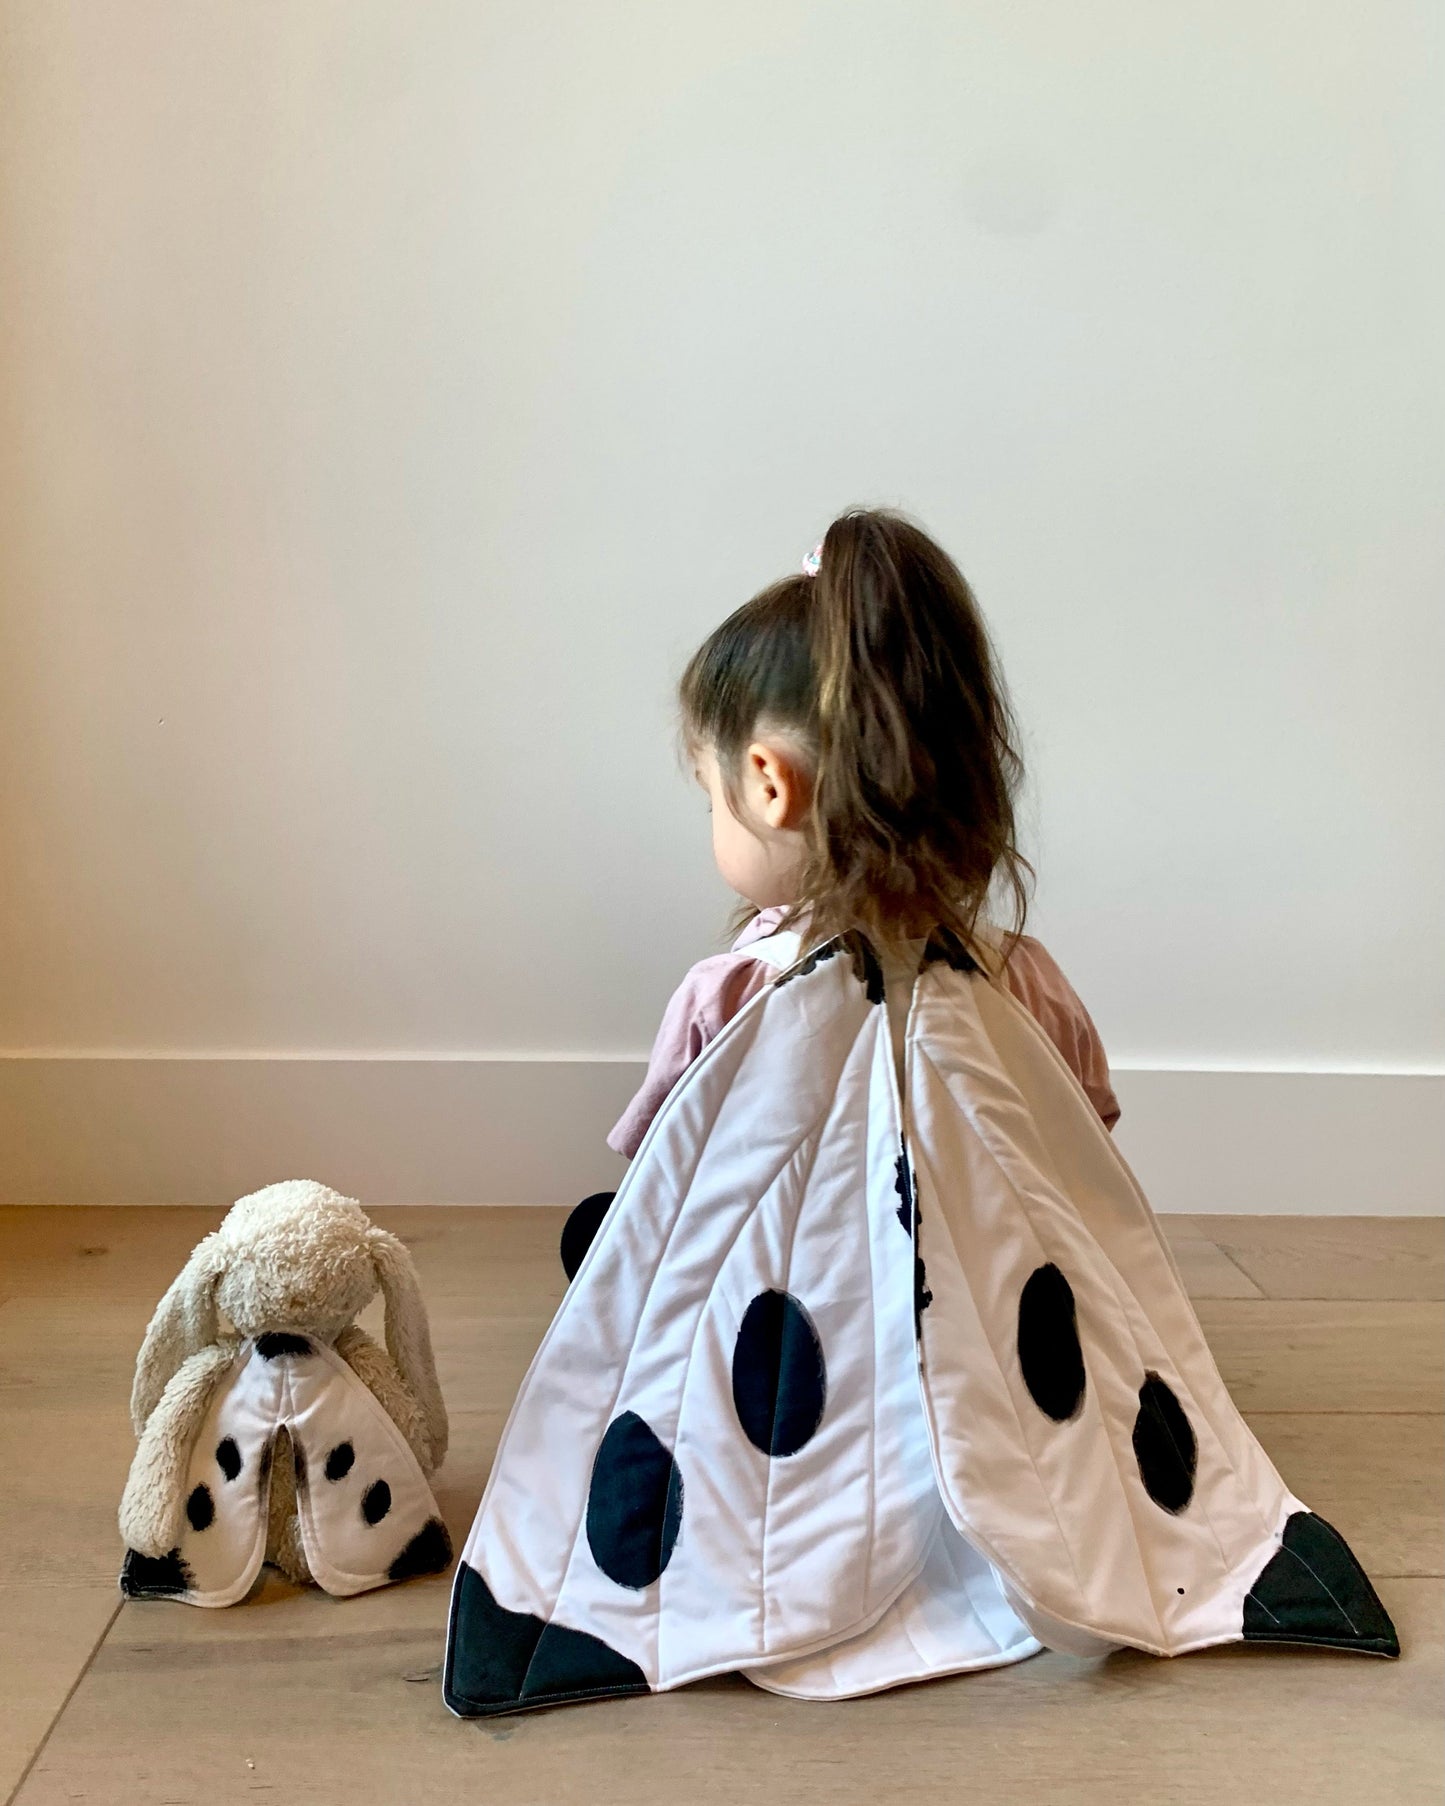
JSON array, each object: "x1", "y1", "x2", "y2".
[{"x1": 988, "y1": 930, "x2": 1120, "y2": 1129}]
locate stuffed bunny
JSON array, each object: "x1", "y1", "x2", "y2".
[{"x1": 119, "y1": 1180, "x2": 452, "y2": 1605}]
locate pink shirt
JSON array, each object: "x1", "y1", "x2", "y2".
[{"x1": 608, "y1": 911, "x2": 1121, "y2": 1158}]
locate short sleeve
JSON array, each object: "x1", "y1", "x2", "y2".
[
  {"x1": 999, "y1": 935, "x2": 1121, "y2": 1130},
  {"x1": 607, "y1": 953, "x2": 776, "y2": 1158}
]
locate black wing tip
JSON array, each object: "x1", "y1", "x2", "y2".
[
  {"x1": 120, "y1": 1546, "x2": 192, "y2": 1598},
  {"x1": 444, "y1": 1560, "x2": 650, "y2": 1718},
  {"x1": 388, "y1": 1515, "x2": 454, "y2": 1582},
  {"x1": 1242, "y1": 1511, "x2": 1400, "y2": 1658}
]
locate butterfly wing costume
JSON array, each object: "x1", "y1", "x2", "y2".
[{"x1": 445, "y1": 931, "x2": 1397, "y2": 1716}]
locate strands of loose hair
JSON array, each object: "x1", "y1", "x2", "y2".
[{"x1": 679, "y1": 507, "x2": 1032, "y2": 960}]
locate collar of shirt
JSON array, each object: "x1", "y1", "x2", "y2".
[{"x1": 731, "y1": 905, "x2": 796, "y2": 951}]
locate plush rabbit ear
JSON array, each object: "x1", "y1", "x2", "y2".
[
  {"x1": 130, "y1": 1232, "x2": 225, "y2": 1433},
  {"x1": 369, "y1": 1227, "x2": 448, "y2": 1469}
]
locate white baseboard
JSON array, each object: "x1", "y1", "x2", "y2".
[{"x1": 0, "y1": 1057, "x2": 1439, "y2": 1213}]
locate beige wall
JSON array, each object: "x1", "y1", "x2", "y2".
[{"x1": 2, "y1": 5, "x2": 1441, "y2": 1134}]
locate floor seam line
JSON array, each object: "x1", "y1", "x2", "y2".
[{"x1": 5, "y1": 1594, "x2": 122, "y2": 1806}]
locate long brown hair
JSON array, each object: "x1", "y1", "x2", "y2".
[{"x1": 679, "y1": 507, "x2": 1031, "y2": 957}]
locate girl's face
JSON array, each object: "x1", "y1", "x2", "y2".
[{"x1": 695, "y1": 740, "x2": 810, "y2": 911}]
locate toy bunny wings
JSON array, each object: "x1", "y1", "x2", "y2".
[
  {"x1": 120, "y1": 1182, "x2": 453, "y2": 1606},
  {"x1": 445, "y1": 930, "x2": 1396, "y2": 1717}
]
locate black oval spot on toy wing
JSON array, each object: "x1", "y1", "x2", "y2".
[
  {"x1": 186, "y1": 1483, "x2": 215, "y2": 1532},
  {"x1": 560, "y1": 1192, "x2": 615, "y2": 1282},
  {"x1": 389, "y1": 1516, "x2": 453, "y2": 1582},
  {"x1": 732, "y1": 1290, "x2": 827, "y2": 1457},
  {"x1": 585, "y1": 1410, "x2": 683, "y2": 1589},
  {"x1": 215, "y1": 1436, "x2": 242, "y2": 1482},
  {"x1": 362, "y1": 1479, "x2": 392, "y2": 1526},
  {"x1": 256, "y1": 1331, "x2": 312, "y2": 1359},
  {"x1": 324, "y1": 1440, "x2": 355, "y2": 1482},
  {"x1": 1132, "y1": 1372, "x2": 1197, "y2": 1513},
  {"x1": 1018, "y1": 1263, "x2": 1086, "y2": 1422}
]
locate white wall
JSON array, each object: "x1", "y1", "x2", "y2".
[{"x1": 2, "y1": 4, "x2": 1441, "y2": 1205}]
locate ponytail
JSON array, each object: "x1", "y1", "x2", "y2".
[{"x1": 681, "y1": 508, "x2": 1030, "y2": 956}]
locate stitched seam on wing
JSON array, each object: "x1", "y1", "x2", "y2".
[
  {"x1": 981, "y1": 972, "x2": 1275, "y2": 1535},
  {"x1": 1273, "y1": 1541, "x2": 1363, "y2": 1636},
  {"x1": 860, "y1": 1016, "x2": 893, "y2": 1622},
  {"x1": 655, "y1": 1046, "x2": 849, "y2": 1684},
  {"x1": 923, "y1": 982, "x2": 1242, "y2": 1635},
  {"x1": 912, "y1": 1037, "x2": 1092, "y2": 1613},
  {"x1": 759, "y1": 1088, "x2": 841, "y2": 1653},
  {"x1": 515, "y1": 1030, "x2": 732, "y2": 1703}
]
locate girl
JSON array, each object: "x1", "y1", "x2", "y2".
[
  {"x1": 609, "y1": 508, "x2": 1120, "y2": 1164},
  {"x1": 445, "y1": 510, "x2": 1394, "y2": 1721}
]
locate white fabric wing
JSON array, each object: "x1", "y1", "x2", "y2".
[
  {"x1": 908, "y1": 939, "x2": 1396, "y2": 1660},
  {"x1": 447, "y1": 939, "x2": 953, "y2": 1713},
  {"x1": 445, "y1": 928, "x2": 1397, "y2": 1719}
]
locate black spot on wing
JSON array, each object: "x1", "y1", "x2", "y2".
[
  {"x1": 1132, "y1": 1373, "x2": 1197, "y2": 1513},
  {"x1": 731, "y1": 1290, "x2": 827, "y2": 1457},
  {"x1": 362, "y1": 1479, "x2": 392, "y2": 1526},
  {"x1": 215, "y1": 1436, "x2": 242, "y2": 1482},
  {"x1": 1243, "y1": 1512, "x2": 1399, "y2": 1656},
  {"x1": 1018, "y1": 1263, "x2": 1086, "y2": 1422},
  {"x1": 895, "y1": 1148, "x2": 932, "y2": 1336},
  {"x1": 921, "y1": 926, "x2": 980, "y2": 973},
  {"x1": 120, "y1": 1546, "x2": 193, "y2": 1598},
  {"x1": 324, "y1": 1440, "x2": 354, "y2": 1482},
  {"x1": 586, "y1": 1410, "x2": 683, "y2": 1588},
  {"x1": 894, "y1": 1151, "x2": 914, "y2": 1234},
  {"x1": 913, "y1": 1244, "x2": 933, "y2": 1339},
  {"x1": 256, "y1": 1331, "x2": 312, "y2": 1359},
  {"x1": 388, "y1": 1515, "x2": 453, "y2": 1582},
  {"x1": 185, "y1": 1483, "x2": 214, "y2": 1532},
  {"x1": 444, "y1": 1561, "x2": 649, "y2": 1717},
  {"x1": 561, "y1": 1192, "x2": 616, "y2": 1282}
]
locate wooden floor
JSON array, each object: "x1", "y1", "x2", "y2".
[{"x1": 1, "y1": 1207, "x2": 1441, "y2": 1806}]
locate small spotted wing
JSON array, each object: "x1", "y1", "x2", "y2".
[
  {"x1": 121, "y1": 1346, "x2": 279, "y2": 1607},
  {"x1": 121, "y1": 1337, "x2": 450, "y2": 1606}
]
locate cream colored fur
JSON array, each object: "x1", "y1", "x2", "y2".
[{"x1": 120, "y1": 1180, "x2": 448, "y2": 1588}]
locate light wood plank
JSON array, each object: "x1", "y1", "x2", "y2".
[
  {"x1": 0, "y1": 1585, "x2": 118, "y2": 1805},
  {"x1": 1246, "y1": 1414, "x2": 1445, "y2": 1578},
  {"x1": 1193, "y1": 1299, "x2": 1444, "y2": 1413},
  {"x1": 4, "y1": 1208, "x2": 1440, "y2": 1805},
  {"x1": 1161, "y1": 1232, "x2": 1263, "y2": 1298},
  {"x1": 0, "y1": 1206, "x2": 223, "y2": 1303},
  {"x1": 14, "y1": 1580, "x2": 1439, "y2": 1806},
  {"x1": 1185, "y1": 1215, "x2": 1445, "y2": 1302}
]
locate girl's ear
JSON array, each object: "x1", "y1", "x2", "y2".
[
  {"x1": 368, "y1": 1227, "x2": 448, "y2": 1469},
  {"x1": 130, "y1": 1233, "x2": 225, "y2": 1433},
  {"x1": 746, "y1": 739, "x2": 811, "y2": 831}
]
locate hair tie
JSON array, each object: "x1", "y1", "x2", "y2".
[{"x1": 801, "y1": 543, "x2": 823, "y2": 577}]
